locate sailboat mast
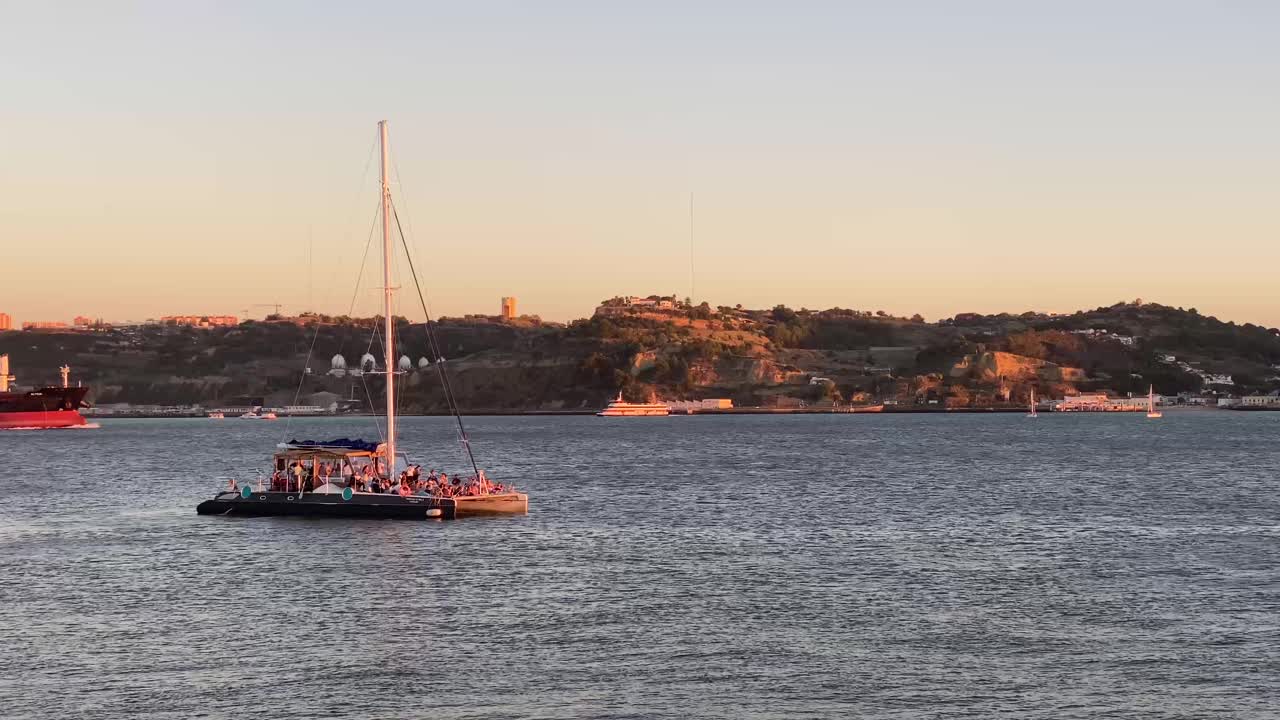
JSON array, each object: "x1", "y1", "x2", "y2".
[{"x1": 379, "y1": 120, "x2": 396, "y2": 475}]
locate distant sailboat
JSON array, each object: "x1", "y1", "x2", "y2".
[
  {"x1": 1027, "y1": 388, "x2": 1038, "y2": 418},
  {"x1": 1146, "y1": 385, "x2": 1162, "y2": 419}
]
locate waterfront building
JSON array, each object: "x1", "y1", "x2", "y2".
[
  {"x1": 500, "y1": 296, "x2": 517, "y2": 320},
  {"x1": 1054, "y1": 393, "x2": 1110, "y2": 411},
  {"x1": 0, "y1": 312, "x2": 10, "y2": 330},
  {"x1": 1241, "y1": 394, "x2": 1280, "y2": 407},
  {"x1": 667, "y1": 398, "x2": 734, "y2": 413}
]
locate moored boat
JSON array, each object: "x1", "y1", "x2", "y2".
[
  {"x1": 0, "y1": 356, "x2": 90, "y2": 430},
  {"x1": 597, "y1": 392, "x2": 670, "y2": 417}
]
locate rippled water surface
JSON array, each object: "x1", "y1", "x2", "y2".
[{"x1": 2, "y1": 412, "x2": 1278, "y2": 719}]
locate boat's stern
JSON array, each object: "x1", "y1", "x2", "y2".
[{"x1": 450, "y1": 492, "x2": 529, "y2": 517}]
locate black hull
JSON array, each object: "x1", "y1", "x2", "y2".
[
  {"x1": 197, "y1": 491, "x2": 456, "y2": 520},
  {"x1": 196, "y1": 490, "x2": 529, "y2": 520},
  {"x1": 0, "y1": 386, "x2": 90, "y2": 413}
]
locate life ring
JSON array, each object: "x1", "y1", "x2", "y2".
[
  {"x1": 341, "y1": 487, "x2": 354, "y2": 501},
  {"x1": 240, "y1": 485, "x2": 253, "y2": 499}
]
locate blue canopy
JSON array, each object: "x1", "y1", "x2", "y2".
[{"x1": 285, "y1": 438, "x2": 381, "y2": 452}]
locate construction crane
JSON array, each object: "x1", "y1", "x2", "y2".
[{"x1": 245, "y1": 301, "x2": 284, "y2": 315}]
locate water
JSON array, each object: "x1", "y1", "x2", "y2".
[{"x1": 2, "y1": 412, "x2": 1278, "y2": 719}]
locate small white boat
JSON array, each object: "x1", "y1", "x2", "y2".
[
  {"x1": 239, "y1": 409, "x2": 278, "y2": 420},
  {"x1": 1146, "y1": 385, "x2": 1162, "y2": 419},
  {"x1": 597, "y1": 392, "x2": 670, "y2": 417},
  {"x1": 208, "y1": 412, "x2": 225, "y2": 419}
]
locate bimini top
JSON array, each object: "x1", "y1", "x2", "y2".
[{"x1": 284, "y1": 438, "x2": 382, "y2": 453}]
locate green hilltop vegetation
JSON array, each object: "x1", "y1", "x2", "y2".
[{"x1": 3, "y1": 300, "x2": 1279, "y2": 412}]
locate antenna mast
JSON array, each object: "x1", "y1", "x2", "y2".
[
  {"x1": 379, "y1": 120, "x2": 396, "y2": 476},
  {"x1": 689, "y1": 192, "x2": 695, "y2": 306}
]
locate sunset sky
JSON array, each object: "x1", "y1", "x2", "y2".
[{"x1": 4, "y1": 2, "x2": 1279, "y2": 326}]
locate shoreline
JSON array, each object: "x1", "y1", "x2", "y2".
[{"x1": 81, "y1": 405, "x2": 1245, "y2": 420}]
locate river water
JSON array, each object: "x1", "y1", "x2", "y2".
[{"x1": 2, "y1": 412, "x2": 1277, "y2": 719}]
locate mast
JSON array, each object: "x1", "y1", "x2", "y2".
[{"x1": 379, "y1": 120, "x2": 396, "y2": 476}]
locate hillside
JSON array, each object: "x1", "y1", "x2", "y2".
[{"x1": 3, "y1": 301, "x2": 1278, "y2": 411}]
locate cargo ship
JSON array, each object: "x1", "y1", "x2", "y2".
[{"x1": 0, "y1": 355, "x2": 90, "y2": 429}]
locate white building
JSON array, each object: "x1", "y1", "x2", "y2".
[
  {"x1": 666, "y1": 398, "x2": 734, "y2": 413},
  {"x1": 1241, "y1": 394, "x2": 1280, "y2": 407}
]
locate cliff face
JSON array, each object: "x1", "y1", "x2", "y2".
[{"x1": 949, "y1": 351, "x2": 1085, "y2": 384}]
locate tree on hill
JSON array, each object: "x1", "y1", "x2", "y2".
[{"x1": 689, "y1": 302, "x2": 713, "y2": 320}]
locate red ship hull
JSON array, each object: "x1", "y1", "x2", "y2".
[
  {"x1": 0, "y1": 386, "x2": 91, "y2": 429},
  {"x1": 0, "y1": 409, "x2": 87, "y2": 429}
]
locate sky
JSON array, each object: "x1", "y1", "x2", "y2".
[{"x1": 3, "y1": 1, "x2": 1279, "y2": 326}]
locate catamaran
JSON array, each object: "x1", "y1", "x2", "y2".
[
  {"x1": 196, "y1": 121, "x2": 527, "y2": 520},
  {"x1": 1027, "y1": 388, "x2": 1038, "y2": 418},
  {"x1": 1146, "y1": 385, "x2": 1162, "y2": 419}
]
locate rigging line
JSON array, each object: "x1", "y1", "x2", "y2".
[
  {"x1": 390, "y1": 200, "x2": 480, "y2": 477},
  {"x1": 359, "y1": 315, "x2": 387, "y2": 445},
  {"x1": 278, "y1": 204, "x2": 375, "y2": 443},
  {"x1": 279, "y1": 313, "x2": 327, "y2": 443},
  {"x1": 332, "y1": 202, "x2": 382, "y2": 366},
  {"x1": 346, "y1": 203, "x2": 383, "y2": 316},
  {"x1": 358, "y1": 366, "x2": 386, "y2": 446},
  {"x1": 324, "y1": 130, "x2": 379, "y2": 352}
]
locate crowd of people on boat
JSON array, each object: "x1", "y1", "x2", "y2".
[{"x1": 265, "y1": 457, "x2": 508, "y2": 497}]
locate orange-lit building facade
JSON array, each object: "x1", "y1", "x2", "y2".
[
  {"x1": 500, "y1": 296, "x2": 517, "y2": 320},
  {"x1": 22, "y1": 321, "x2": 69, "y2": 330},
  {"x1": 0, "y1": 313, "x2": 11, "y2": 331},
  {"x1": 160, "y1": 315, "x2": 238, "y2": 328}
]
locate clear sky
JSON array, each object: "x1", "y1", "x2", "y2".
[{"x1": 3, "y1": 2, "x2": 1278, "y2": 326}]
